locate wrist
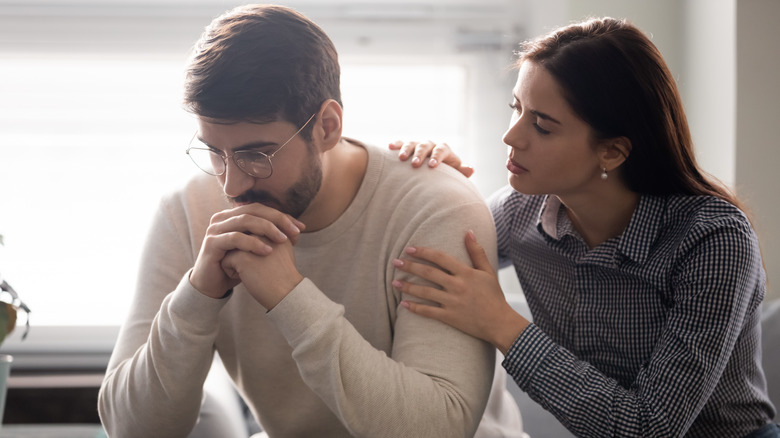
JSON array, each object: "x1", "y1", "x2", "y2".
[
  {"x1": 263, "y1": 273, "x2": 304, "y2": 310},
  {"x1": 188, "y1": 269, "x2": 232, "y2": 299},
  {"x1": 494, "y1": 309, "x2": 529, "y2": 355}
]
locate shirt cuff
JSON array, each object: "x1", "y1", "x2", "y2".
[
  {"x1": 501, "y1": 323, "x2": 558, "y2": 390},
  {"x1": 167, "y1": 270, "x2": 232, "y2": 333},
  {"x1": 266, "y1": 277, "x2": 344, "y2": 346}
]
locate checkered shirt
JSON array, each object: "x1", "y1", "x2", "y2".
[{"x1": 490, "y1": 186, "x2": 776, "y2": 437}]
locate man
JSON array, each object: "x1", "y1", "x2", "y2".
[{"x1": 98, "y1": 4, "x2": 523, "y2": 437}]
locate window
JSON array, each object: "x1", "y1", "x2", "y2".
[
  {"x1": 0, "y1": 2, "x2": 523, "y2": 346},
  {"x1": 0, "y1": 57, "x2": 475, "y2": 328}
]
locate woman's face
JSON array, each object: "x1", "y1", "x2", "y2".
[{"x1": 503, "y1": 61, "x2": 604, "y2": 198}]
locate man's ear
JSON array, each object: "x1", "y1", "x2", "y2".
[
  {"x1": 314, "y1": 99, "x2": 343, "y2": 151},
  {"x1": 599, "y1": 136, "x2": 632, "y2": 172}
]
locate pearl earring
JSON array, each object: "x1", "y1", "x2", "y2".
[{"x1": 601, "y1": 167, "x2": 608, "y2": 180}]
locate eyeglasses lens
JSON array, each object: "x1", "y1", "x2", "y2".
[{"x1": 187, "y1": 147, "x2": 223, "y2": 176}]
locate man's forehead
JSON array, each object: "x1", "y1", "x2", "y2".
[{"x1": 196, "y1": 117, "x2": 292, "y2": 150}]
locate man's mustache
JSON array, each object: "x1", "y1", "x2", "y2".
[{"x1": 230, "y1": 190, "x2": 277, "y2": 206}]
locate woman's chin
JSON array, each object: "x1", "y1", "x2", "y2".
[{"x1": 508, "y1": 174, "x2": 536, "y2": 194}]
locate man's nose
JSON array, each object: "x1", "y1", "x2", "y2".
[{"x1": 221, "y1": 159, "x2": 255, "y2": 198}]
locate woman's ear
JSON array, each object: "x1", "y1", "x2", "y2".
[
  {"x1": 599, "y1": 136, "x2": 632, "y2": 172},
  {"x1": 314, "y1": 99, "x2": 343, "y2": 152}
]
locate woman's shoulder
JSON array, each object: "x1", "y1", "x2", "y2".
[
  {"x1": 652, "y1": 195, "x2": 760, "y2": 265},
  {"x1": 488, "y1": 187, "x2": 545, "y2": 217},
  {"x1": 665, "y1": 194, "x2": 753, "y2": 234},
  {"x1": 487, "y1": 187, "x2": 548, "y2": 236}
]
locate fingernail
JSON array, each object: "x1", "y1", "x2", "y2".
[
  {"x1": 411, "y1": 157, "x2": 421, "y2": 165},
  {"x1": 393, "y1": 259, "x2": 404, "y2": 267},
  {"x1": 428, "y1": 159, "x2": 438, "y2": 167},
  {"x1": 467, "y1": 230, "x2": 476, "y2": 241},
  {"x1": 399, "y1": 152, "x2": 408, "y2": 159},
  {"x1": 400, "y1": 301, "x2": 410, "y2": 309},
  {"x1": 404, "y1": 247, "x2": 416, "y2": 254},
  {"x1": 392, "y1": 280, "x2": 402, "y2": 288}
]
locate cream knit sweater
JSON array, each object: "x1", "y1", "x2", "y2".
[{"x1": 99, "y1": 143, "x2": 523, "y2": 437}]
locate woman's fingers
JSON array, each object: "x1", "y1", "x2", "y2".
[
  {"x1": 389, "y1": 140, "x2": 474, "y2": 178},
  {"x1": 465, "y1": 231, "x2": 494, "y2": 273},
  {"x1": 392, "y1": 256, "x2": 453, "y2": 288},
  {"x1": 388, "y1": 140, "x2": 436, "y2": 166},
  {"x1": 399, "y1": 300, "x2": 447, "y2": 322},
  {"x1": 392, "y1": 279, "x2": 446, "y2": 304},
  {"x1": 409, "y1": 141, "x2": 436, "y2": 167},
  {"x1": 401, "y1": 246, "x2": 466, "y2": 275},
  {"x1": 428, "y1": 142, "x2": 451, "y2": 167}
]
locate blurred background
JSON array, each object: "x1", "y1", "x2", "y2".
[{"x1": 0, "y1": 0, "x2": 778, "y2": 425}]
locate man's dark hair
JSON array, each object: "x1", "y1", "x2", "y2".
[{"x1": 184, "y1": 4, "x2": 342, "y2": 138}]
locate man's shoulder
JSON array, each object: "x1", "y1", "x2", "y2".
[{"x1": 367, "y1": 143, "x2": 484, "y2": 203}]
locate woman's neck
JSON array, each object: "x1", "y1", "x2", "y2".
[{"x1": 559, "y1": 185, "x2": 640, "y2": 249}]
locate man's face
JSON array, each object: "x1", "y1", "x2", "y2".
[{"x1": 195, "y1": 117, "x2": 322, "y2": 218}]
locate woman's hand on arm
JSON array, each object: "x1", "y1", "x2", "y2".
[
  {"x1": 388, "y1": 140, "x2": 475, "y2": 178},
  {"x1": 392, "y1": 230, "x2": 528, "y2": 354}
]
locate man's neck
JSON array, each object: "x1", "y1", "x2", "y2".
[{"x1": 298, "y1": 139, "x2": 368, "y2": 232}]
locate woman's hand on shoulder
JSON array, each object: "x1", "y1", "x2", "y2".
[
  {"x1": 392, "y1": 231, "x2": 528, "y2": 354},
  {"x1": 388, "y1": 140, "x2": 475, "y2": 178}
]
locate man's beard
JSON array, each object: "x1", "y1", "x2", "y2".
[{"x1": 230, "y1": 153, "x2": 323, "y2": 219}]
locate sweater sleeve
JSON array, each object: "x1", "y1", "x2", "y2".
[
  {"x1": 267, "y1": 200, "x2": 498, "y2": 438},
  {"x1": 98, "y1": 191, "x2": 229, "y2": 438}
]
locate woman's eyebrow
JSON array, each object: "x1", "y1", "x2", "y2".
[
  {"x1": 512, "y1": 94, "x2": 562, "y2": 125},
  {"x1": 529, "y1": 109, "x2": 561, "y2": 125}
]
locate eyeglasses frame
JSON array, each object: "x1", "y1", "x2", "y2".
[{"x1": 186, "y1": 112, "x2": 318, "y2": 179}]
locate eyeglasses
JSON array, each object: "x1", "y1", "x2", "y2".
[{"x1": 186, "y1": 113, "x2": 317, "y2": 179}]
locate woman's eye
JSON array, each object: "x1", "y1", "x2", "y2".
[
  {"x1": 508, "y1": 102, "x2": 520, "y2": 113},
  {"x1": 533, "y1": 123, "x2": 550, "y2": 135}
]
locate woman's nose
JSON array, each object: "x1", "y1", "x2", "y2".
[{"x1": 502, "y1": 116, "x2": 528, "y2": 150}]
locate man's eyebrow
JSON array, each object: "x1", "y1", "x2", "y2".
[
  {"x1": 196, "y1": 137, "x2": 278, "y2": 152},
  {"x1": 233, "y1": 140, "x2": 278, "y2": 152}
]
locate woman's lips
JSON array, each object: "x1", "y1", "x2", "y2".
[{"x1": 506, "y1": 158, "x2": 528, "y2": 175}]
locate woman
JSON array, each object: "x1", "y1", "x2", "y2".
[{"x1": 390, "y1": 17, "x2": 778, "y2": 437}]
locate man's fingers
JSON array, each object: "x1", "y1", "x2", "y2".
[{"x1": 210, "y1": 205, "x2": 302, "y2": 243}]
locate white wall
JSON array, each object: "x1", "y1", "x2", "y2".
[
  {"x1": 542, "y1": 0, "x2": 778, "y2": 301},
  {"x1": 735, "y1": 0, "x2": 780, "y2": 301},
  {"x1": 682, "y1": 0, "x2": 737, "y2": 188},
  {"x1": 566, "y1": 0, "x2": 684, "y2": 75}
]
